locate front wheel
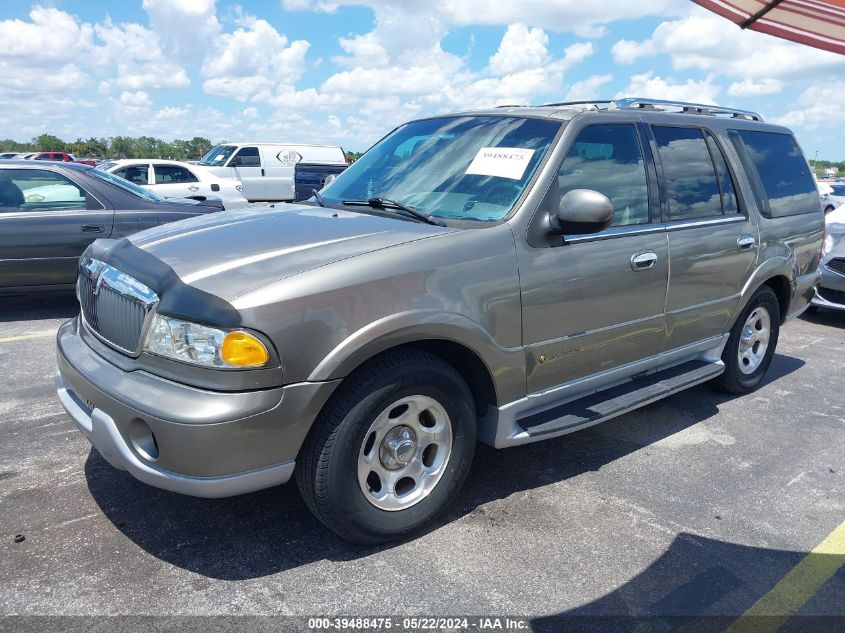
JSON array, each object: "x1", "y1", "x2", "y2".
[
  {"x1": 296, "y1": 349, "x2": 477, "y2": 544},
  {"x1": 714, "y1": 285, "x2": 780, "y2": 394}
]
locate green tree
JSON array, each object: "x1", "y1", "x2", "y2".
[
  {"x1": 188, "y1": 137, "x2": 212, "y2": 159},
  {"x1": 32, "y1": 134, "x2": 66, "y2": 152},
  {"x1": 109, "y1": 136, "x2": 135, "y2": 159}
]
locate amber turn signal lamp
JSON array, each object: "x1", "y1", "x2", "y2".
[{"x1": 221, "y1": 331, "x2": 269, "y2": 367}]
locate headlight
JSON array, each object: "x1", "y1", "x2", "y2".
[
  {"x1": 823, "y1": 234, "x2": 835, "y2": 255},
  {"x1": 144, "y1": 314, "x2": 269, "y2": 368}
]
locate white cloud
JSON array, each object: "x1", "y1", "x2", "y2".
[
  {"x1": 611, "y1": 7, "x2": 845, "y2": 82},
  {"x1": 142, "y1": 0, "x2": 221, "y2": 62},
  {"x1": 0, "y1": 7, "x2": 95, "y2": 63},
  {"x1": 564, "y1": 74, "x2": 613, "y2": 101},
  {"x1": 727, "y1": 79, "x2": 783, "y2": 97},
  {"x1": 771, "y1": 82, "x2": 845, "y2": 131},
  {"x1": 287, "y1": 0, "x2": 683, "y2": 37},
  {"x1": 201, "y1": 16, "x2": 310, "y2": 100},
  {"x1": 118, "y1": 91, "x2": 153, "y2": 109},
  {"x1": 488, "y1": 24, "x2": 550, "y2": 75},
  {"x1": 615, "y1": 72, "x2": 721, "y2": 105}
]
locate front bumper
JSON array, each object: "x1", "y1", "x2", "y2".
[
  {"x1": 56, "y1": 318, "x2": 339, "y2": 498},
  {"x1": 810, "y1": 262, "x2": 845, "y2": 311}
]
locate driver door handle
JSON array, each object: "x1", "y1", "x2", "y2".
[
  {"x1": 81, "y1": 224, "x2": 104, "y2": 233},
  {"x1": 737, "y1": 235, "x2": 756, "y2": 251},
  {"x1": 187, "y1": 185, "x2": 200, "y2": 192},
  {"x1": 631, "y1": 251, "x2": 657, "y2": 271}
]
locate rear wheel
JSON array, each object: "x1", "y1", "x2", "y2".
[
  {"x1": 296, "y1": 349, "x2": 476, "y2": 544},
  {"x1": 714, "y1": 285, "x2": 780, "y2": 394}
]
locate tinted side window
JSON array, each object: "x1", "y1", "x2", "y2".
[
  {"x1": 233, "y1": 147, "x2": 261, "y2": 167},
  {"x1": 0, "y1": 169, "x2": 97, "y2": 212},
  {"x1": 558, "y1": 124, "x2": 649, "y2": 227},
  {"x1": 730, "y1": 130, "x2": 818, "y2": 218},
  {"x1": 113, "y1": 164, "x2": 149, "y2": 185},
  {"x1": 154, "y1": 165, "x2": 198, "y2": 184},
  {"x1": 704, "y1": 131, "x2": 739, "y2": 214},
  {"x1": 652, "y1": 126, "x2": 722, "y2": 220}
]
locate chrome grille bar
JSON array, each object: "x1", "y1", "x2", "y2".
[{"x1": 78, "y1": 257, "x2": 159, "y2": 355}]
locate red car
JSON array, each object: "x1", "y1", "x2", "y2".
[{"x1": 31, "y1": 151, "x2": 97, "y2": 166}]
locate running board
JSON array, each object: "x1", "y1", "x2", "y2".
[{"x1": 519, "y1": 360, "x2": 725, "y2": 438}]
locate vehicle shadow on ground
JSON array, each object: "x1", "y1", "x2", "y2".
[
  {"x1": 84, "y1": 352, "x2": 805, "y2": 581},
  {"x1": 0, "y1": 291, "x2": 77, "y2": 323},
  {"x1": 530, "y1": 532, "x2": 844, "y2": 632},
  {"x1": 801, "y1": 308, "x2": 845, "y2": 329}
]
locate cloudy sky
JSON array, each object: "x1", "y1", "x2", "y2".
[{"x1": 2, "y1": 0, "x2": 843, "y2": 158}]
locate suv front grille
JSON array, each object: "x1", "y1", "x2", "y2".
[
  {"x1": 818, "y1": 286, "x2": 845, "y2": 306},
  {"x1": 78, "y1": 258, "x2": 159, "y2": 354},
  {"x1": 826, "y1": 258, "x2": 845, "y2": 277}
]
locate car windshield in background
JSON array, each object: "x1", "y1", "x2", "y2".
[
  {"x1": 321, "y1": 116, "x2": 561, "y2": 222},
  {"x1": 88, "y1": 168, "x2": 164, "y2": 202},
  {"x1": 830, "y1": 185, "x2": 845, "y2": 196},
  {"x1": 198, "y1": 145, "x2": 236, "y2": 166},
  {"x1": 97, "y1": 161, "x2": 117, "y2": 171}
]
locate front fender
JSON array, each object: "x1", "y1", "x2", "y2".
[{"x1": 307, "y1": 310, "x2": 526, "y2": 405}]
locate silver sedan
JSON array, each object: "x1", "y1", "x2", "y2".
[{"x1": 812, "y1": 203, "x2": 845, "y2": 310}]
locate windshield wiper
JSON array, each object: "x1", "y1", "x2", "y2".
[
  {"x1": 341, "y1": 197, "x2": 445, "y2": 226},
  {"x1": 312, "y1": 189, "x2": 327, "y2": 207}
]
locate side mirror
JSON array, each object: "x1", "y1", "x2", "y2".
[{"x1": 553, "y1": 189, "x2": 614, "y2": 235}]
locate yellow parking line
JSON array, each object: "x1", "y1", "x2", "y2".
[
  {"x1": 0, "y1": 330, "x2": 55, "y2": 344},
  {"x1": 725, "y1": 518, "x2": 845, "y2": 633}
]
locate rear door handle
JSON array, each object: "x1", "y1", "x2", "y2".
[
  {"x1": 737, "y1": 235, "x2": 756, "y2": 251},
  {"x1": 631, "y1": 251, "x2": 658, "y2": 271},
  {"x1": 187, "y1": 185, "x2": 200, "y2": 192},
  {"x1": 81, "y1": 224, "x2": 104, "y2": 233}
]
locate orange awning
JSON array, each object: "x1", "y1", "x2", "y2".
[{"x1": 692, "y1": 0, "x2": 845, "y2": 55}]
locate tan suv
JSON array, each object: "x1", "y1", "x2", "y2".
[{"x1": 55, "y1": 98, "x2": 823, "y2": 543}]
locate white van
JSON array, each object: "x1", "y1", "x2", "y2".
[{"x1": 197, "y1": 143, "x2": 347, "y2": 202}]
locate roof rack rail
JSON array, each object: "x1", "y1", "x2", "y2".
[
  {"x1": 611, "y1": 97, "x2": 763, "y2": 121},
  {"x1": 538, "y1": 100, "x2": 613, "y2": 108}
]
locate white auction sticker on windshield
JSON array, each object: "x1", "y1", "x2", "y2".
[{"x1": 465, "y1": 147, "x2": 535, "y2": 180}]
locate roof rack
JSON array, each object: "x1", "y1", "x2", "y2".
[
  {"x1": 492, "y1": 98, "x2": 764, "y2": 122},
  {"x1": 611, "y1": 97, "x2": 763, "y2": 121},
  {"x1": 538, "y1": 100, "x2": 613, "y2": 108}
]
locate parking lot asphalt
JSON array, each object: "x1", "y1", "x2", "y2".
[{"x1": 1, "y1": 292, "x2": 843, "y2": 626}]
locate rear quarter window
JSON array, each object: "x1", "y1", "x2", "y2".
[{"x1": 729, "y1": 130, "x2": 819, "y2": 218}]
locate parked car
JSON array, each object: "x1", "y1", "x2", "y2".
[
  {"x1": 31, "y1": 151, "x2": 98, "y2": 166},
  {"x1": 811, "y1": 202, "x2": 845, "y2": 310},
  {"x1": 55, "y1": 98, "x2": 822, "y2": 543},
  {"x1": 98, "y1": 159, "x2": 248, "y2": 210},
  {"x1": 0, "y1": 161, "x2": 224, "y2": 293},
  {"x1": 13, "y1": 152, "x2": 37, "y2": 160},
  {"x1": 818, "y1": 181, "x2": 845, "y2": 214},
  {"x1": 0, "y1": 152, "x2": 19, "y2": 159},
  {"x1": 293, "y1": 161, "x2": 347, "y2": 201},
  {"x1": 198, "y1": 142, "x2": 347, "y2": 202}
]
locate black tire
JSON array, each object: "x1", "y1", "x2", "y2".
[
  {"x1": 714, "y1": 285, "x2": 780, "y2": 394},
  {"x1": 824, "y1": 205, "x2": 835, "y2": 214},
  {"x1": 295, "y1": 348, "x2": 477, "y2": 544}
]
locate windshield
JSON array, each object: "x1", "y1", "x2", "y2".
[
  {"x1": 89, "y1": 168, "x2": 165, "y2": 202},
  {"x1": 199, "y1": 145, "x2": 237, "y2": 166},
  {"x1": 321, "y1": 116, "x2": 561, "y2": 222}
]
